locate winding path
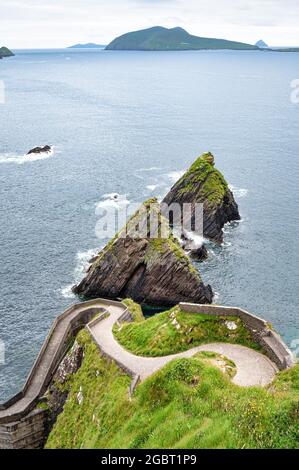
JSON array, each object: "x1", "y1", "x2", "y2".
[
  {"x1": 88, "y1": 302, "x2": 278, "y2": 387},
  {"x1": 0, "y1": 299, "x2": 278, "y2": 425}
]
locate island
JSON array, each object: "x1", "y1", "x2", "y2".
[
  {"x1": 68, "y1": 43, "x2": 106, "y2": 49},
  {"x1": 0, "y1": 47, "x2": 14, "y2": 59},
  {"x1": 255, "y1": 39, "x2": 269, "y2": 49},
  {"x1": 105, "y1": 26, "x2": 260, "y2": 51}
]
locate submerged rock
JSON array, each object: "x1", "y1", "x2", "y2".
[
  {"x1": 73, "y1": 198, "x2": 213, "y2": 306},
  {"x1": 27, "y1": 145, "x2": 51, "y2": 155},
  {"x1": 162, "y1": 152, "x2": 240, "y2": 244}
]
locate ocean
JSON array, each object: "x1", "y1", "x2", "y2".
[{"x1": 0, "y1": 48, "x2": 298, "y2": 401}]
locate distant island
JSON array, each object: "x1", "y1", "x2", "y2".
[
  {"x1": 68, "y1": 43, "x2": 106, "y2": 49},
  {"x1": 105, "y1": 26, "x2": 260, "y2": 51},
  {"x1": 0, "y1": 47, "x2": 14, "y2": 59},
  {"x1": 255, "y1": 39, "x2": 269, "y2": 48}
]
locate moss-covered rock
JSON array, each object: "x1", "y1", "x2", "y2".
[
  {"x1": 162, "y1": 152, "x2": 240, "y2": 243},
  {"x1": 73, "y1": 199, "x2": 213, "y2": 306}
]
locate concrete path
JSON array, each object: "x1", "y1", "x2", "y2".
[
  {"x1": 89, "y1": 303, "x2": 278, "y2": 387},
  {"x1": 0, "y1": 299, "x2": 278, "y2": 425}
]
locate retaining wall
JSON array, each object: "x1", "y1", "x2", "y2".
[
  {"x1": 179, "y1": 303, "x2": 294, "y2": 370},
  {"x1": 0, "y1": 298, "x2": 126, "y2": 449}
]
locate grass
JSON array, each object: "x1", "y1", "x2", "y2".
[
  {"x1": 45, "y1": 328, "x2": 299, "y2": 449},
  {"x1": 113, "y1": 306, "x2": 261, "y2": 356},
  {"x1": 177, "y1": 153, "x2": 230, "y2": 205},
  {"x1": 122, "y1": 298, "x2": 145, "y2": 323}
]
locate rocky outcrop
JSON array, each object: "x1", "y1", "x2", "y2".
[
  {"x1": 27, "y1": 145, "x2": 51, "y2": 155},
  {"x1": 181, "y1": 232, "x2": 209, "y2": 261},
  {"x1": 73, "y1": 199, "x2": 213, "y2": 306},
  {"x1": 0, "y1": 47, "x2": 14, "y2": 59},
  {"x1": 162, "y1": 152, "x2": 240, "y2": 244},
  {"x1": 42, "y1": 341, "x2": 83, "y2": 432}
]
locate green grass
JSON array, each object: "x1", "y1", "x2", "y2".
[
  {"x1": 45, "y1": 329, "x2": 299, "y2": 449},
  {"x1": 113, "y1": 306, "x2": 261, "y2": 356},
  {"x1": 177, "y1": 153, "x2": 230, "y2": 205},
  {"x1": 122, "y1": 298, "x2": 145, "y2": 323}
]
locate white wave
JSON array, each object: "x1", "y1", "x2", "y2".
[
  {"x1": 147, "y1": 185, "x2": 158, "y2": 191},
  {"x1": 61, "y1": 284, "x2": 75, "y2": 299},
  {"x1": 60, "y1": 248, "x2": 100, "y2": 299},
  {"x1": 183, "y1": 230, "x2": 205, "y2": 248},
  {"x1": 75, "y1": 249, "x2": 98, "y2": 277},
  {"x1": 95, "y1": 193, "x2": 130, "y2": 214},
  {"x1": 167, "y1": 170, "x2": 186, "y2": 183},
  {"x1": 0, "y1": 147, "x2": 55, "y2": 165},
  {"x1": 229, "y1": 185, "x2": 248, "y2": 198},
  {"x1": 136, "y1": 167, "x2": 162, "y2": 172},
  {"x1": 213, "y1": 291, "x2": 220, "y2": 302}
]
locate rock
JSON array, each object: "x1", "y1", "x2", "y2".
[
  {"x1": 43, "y1": 341, "x2": 84, "y2": 432},
  {"x1": 162, "y1": 152, "x2": 240, "y2": 244},
  {"x1": 27, "y1": 145, "x2": 51, "y2": 155},
  {"x1": 0, "y1": 47, "x2": 14, "y2": 59},
  {"x1": 225, "y1": 321, "x2": 238, "y2": 331},
  {"x1": 73, "y1": 198, "x2": 213, "y2": 306},
  {"x1": 181, "y1": 231, "x2": 208, "y2": 262},
  {"x1": 77, "y1": 387, "x2": 84, "y2": 406},
  {"x1": 189, "y1": 245, "x2": 209, "y2": 262}
]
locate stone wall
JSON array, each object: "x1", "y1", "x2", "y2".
[
  {"x1": 0, "y1": 298, "x2": 126, "y2": 448},
  {"x1": 179, "y1": 303, "x2": 294, "y2": 370},
  {"x1": 0, "y1": 409, "x2": 47, "y2": 449}
]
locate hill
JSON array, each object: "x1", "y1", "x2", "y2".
[
  {"x1": 105, "y1": 26, "x2": 259, "y2": 51},
  {"x1": 45, "y1": 309, "x2": 299, "y2": 449},
  {"x1": 68, "y1": 43, "x2": 106, "y2": 49},
  {"x1": 0, "y1": 47, "x2": 14, "y2": 59},
  {"x1": 255, "y1": 39, "x2": 269, "y2": 48}
]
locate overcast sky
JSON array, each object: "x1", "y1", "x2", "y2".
[{"x1": 1, "y1": 0, "x2": 299, "y2": 48}]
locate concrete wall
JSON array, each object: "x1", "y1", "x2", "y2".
[
  {"x1": 179, "y1": 303, "x2": 294, "y2": 370},
  {"x1": 0, "y1": 298, "x2": 126, "y2": 449},
  {"x1": 0, "y1": 409, "x2": 47, "y2": 449},
  {"x1": 0, "y1": 299, "x2": 294, "y2": 449}
]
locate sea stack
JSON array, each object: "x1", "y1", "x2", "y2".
[
  {"x1": 27, "y1": 145, "x2": 52, "y2": 155},
  {"x1": 73, "y1": 198, "x2": 213, "y2": 306},
  {"x1": 162, "y1": 152, "x2": 240, "y2": 244}
]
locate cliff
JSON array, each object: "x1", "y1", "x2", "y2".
[
  {"x1": 162, "y1": 152, "x2": 240, "y2": 243},
  {"x1": 106, "y1": 26, "x2": 259, "y2": 51},
  {"x1": 0, "y1": 47, "x2": 14, "y2": 59},
  {"x1": 73, "y1": 198, "x2": 213, "y2": 306}
]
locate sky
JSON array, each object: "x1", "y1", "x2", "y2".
[{"x1": 1, "y1": 0, "x2": 299, "y2": 49}]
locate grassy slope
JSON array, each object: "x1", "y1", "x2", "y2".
[
  {"x1": 46, "y1": 329, "x2": 299, "y2": 449},
  {"x1": 113, "y1": 305, "x2": 260, "y2": 356}
]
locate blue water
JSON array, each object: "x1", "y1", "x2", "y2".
[{"x1": 0, "y1": 49, "x2": 299, "y2": 401}]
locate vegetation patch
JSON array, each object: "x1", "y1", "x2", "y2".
[
  {"x1": 177, "y1": 153, "x2": 229, "y2": 205},
  {"x1": 46, "y1": 330, "x2": 299, "y2": 449},
  {"x1": 113, "y1": 306, "x2": 261, "y2": 356},
  {"x1": 122, "y1": 298, "x2": 145, "y2": 323}
]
